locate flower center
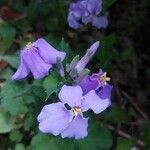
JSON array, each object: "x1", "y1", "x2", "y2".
[
  {"x1": 100, "y1": 72, "x2": 110, "y2": 85},
  {"x1": 71, "y1": 107, "x2": 81, "y2": 116},
  {"x1": 26, "y1": 42, "x2": 32, "y2": 49}
]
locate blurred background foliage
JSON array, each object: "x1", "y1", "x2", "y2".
[{"x1": 0, "y1": 0, "x2": 150, "y2": 150}]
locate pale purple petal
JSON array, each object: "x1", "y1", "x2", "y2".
[
  {"x1": 79, "y1": 0, "x2": 89, "y2": 16},
  {"x1": 12, "y1": 51, "x2": 30, "y2": 80},
  {"x1": 75, "y1": 41, "x2": 100, "y2": 73},
  {"x1": 22, "y1": 47, "x2": 52, "y2": 79},
  {"x1": 69, "y1": 3, "x2": 82, "y2": 18},
  {"x1": 37, "y1": 102, "x2": 73, "y2": 136},
  {"x1": 81, "y1": 69, "x2": 103, "y2": 88},
  {"x1": 92, "y1": 16, "x2": 108, "y2": 29},
  {"x1": 82, "y1": 90, "x2": 110, "y2": 114},
  {"x1": 68, "y1": 13, "x2": 82, "y2": 29},
  {"x1": 79, "y1": 75, "x2": 99, "y2": 94},
  {"x1": 61, "y1": 115, "x2": 88, "y2": 139},
  {"x1": 97, "y1": 84, "x2": 113, "y2": 100},
  {"x1": 58, "y1": 85, "x2": 83, "y2": 107},
  {"x1": 87, "y1": 0, "x2": 102, "y2": 14},
  {"x1": 82, "y1": 15, "x2": 92, "y2": 24},
  {"x1": 34, "y1": 38, "x2": 66, "y2": 64}
]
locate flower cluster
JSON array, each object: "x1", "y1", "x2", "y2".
[
  {"x1": 38, "y1": 85, "x2": 110, "y2": 139},
  {"x1": 12, "y1": 38, "x2": 112, "y2": 139},
  {"x1": 68, "y1": 0, "x2": 108, "y2": 29},
  {"x1": 12, "y1": 38, "x2": 66, "y2": 80}
]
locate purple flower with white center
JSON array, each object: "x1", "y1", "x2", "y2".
[
  {"x1": 79, "y1": 69, "x2": 112, "y2": 100},
  {"x1": 68, "y1": 0, "x2": 108, "y2": 29},
  {"x1": 12, "y1": 38, "x2": 66, "y2": 80},
  {"x1": 75, "y1": 41, "x2": 100, "y2": 73},
  {"x1": 37, "y1": 85, "x2": 110, "y2": 139}
]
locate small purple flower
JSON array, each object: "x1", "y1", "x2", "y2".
[
  {"x1": 75, "y1": 41, "x2": 100, "y2": 73},
  {"x1": 12, "y1": 38, "x2": 66, "y2": 80},
  {"x1": 68, "y1": 0, "x2": 108, "y2": 29},
  {"x1": 37, "y1": 85, "x2": 110, "y2": 139},
  {"x1": 79, "y1": 69, "x2": 112, "y2": 100}
]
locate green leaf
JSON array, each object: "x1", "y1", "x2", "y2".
[
  {"x1": 49, "y1": 138, "x2": 74, "y2": 150},
  {"x1": 24, "y1": 113, "x2": 35, "y2": 130},
  {"x1": 103, "y1": 0, "x2": 117, "y2": 11},
  {"x1": 1, "y1": 97, "x2": 28, "y2": 116},
  {"x1": 1, "y1": 80, "x2": 28, "y2": 99},
  {"x1": 59, "y1": 38, "x2": 75, "y2": 63},
  {"x1": 0, "y1": 109, "x2": 16, "y2": 133},
  {"x1": 0, "y1": 67, "x2": 13, "y2": 80},
  {"x1": 15, "y1": 143, "x2": 25, "y2": 150},
  {"x1": 43, "y1": 73, "x2": 59, "y2": 96},
  {"x1": 117, "y1": 137, "x2": 133, "y2": 150},
  {"x1": 29, "y1": 133, "x2": 52, "y2": 150},
  {"x1": 0, "y1": 22, "x2": 16, "y2": 54},
  {"x1": 77, "y1": 120, "x2": 112, "y2": 150},
  {"x1": 100, "y1": 106, "x2": 131, "y2": 123},
  {"x1": 0, "y1": 55, "x2": 19, "y2": 68},
  {"x1": 1, "y1": 80, "x2": 29, "y2": 115},
  {"x1": 9, "y1": 129, "x2": 23, "y2": 142},
  {"x1": 29, "y1": 133, "x2": 74, "y2": 150},
  {"x1": 32, "y1": 85, "x2": 46, "y2": 99}
]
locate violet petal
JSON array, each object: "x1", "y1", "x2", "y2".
[
  {"x1": 82, "y1": 90, "x2": 110, "y2": 114},
  {"x1": 58, "y1": 85, "x2": 83, "y2": 107},
  {"x1": 61, "y1": 115, "x2": 88, "y2": 139},
  {"x1": 37, "y1": 102, "x2": 73, "y2": 136}
]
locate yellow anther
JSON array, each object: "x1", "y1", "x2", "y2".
[
  {"x1": 72, "y1": 107, "x2": 81, "y2": 116},
  {"x1": 100, "y1": 72, "x2": 110, "y2": 85},
  {"x1": 26, "y1": 42, "x2": 32, "y2": 49}
]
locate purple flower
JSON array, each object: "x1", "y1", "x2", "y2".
[
  {"x1": 68, "y1": 0, "x2": 108, "y2": 29},
  {"x1": 79, "y1": 69, "x2": 112, "y2": 100},
  {"x1": 37, "y1": 85, "x2": 110, "y2": 139},
  {"x1": 12, "y1": 38, "x2": 66, "y2": 80},
  {"x1": 75, "y1": 41, "x2": 100, "y2": 73},
  {"x1": 68, "y1": 13, "x2": 82, "y2": 29}
]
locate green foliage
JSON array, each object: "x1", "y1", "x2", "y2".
[
  {"x1": 100, "y1": 106, "x2": 131, "y2": 123},
  {"x1": 43, "y1": 72, "x2": 60, "y2": 97},
  {"x1": 77, "y1": 120, "x2": 112, "y2": 150},
  {"x1": 0, "y1": 109, "x2": 16, "y2": 133},
  {"x1": 9, "y1": 129, "x2": 23, "y2": 142},
  {"x1": 59, "y1": 38, "x2": 75, "y2": 63},
  {"x1": 0, "y1": 55, "x2": 19, "y2": 68},
  {"x1": 28, "y1": 133, "x2": 52, "y2": 150},
  {"x1": 31, "y1": 85, "x2": 46, "y2": 100},
  {"x1": 1, "y1": 80, "x2": 27, "y2": 99},
  {"x1": 28, "y1": 133, "x2": 74, "y2": 150},
  {"x1": 116, "y1": 137, "x2": 133, "y2": 150},
  {"x1": 0, "y1": 22, "x2": 16, "y2": 54},
  {"x1": 1, "y1": 80, "x2": 29, "y2": 115},
  {"x1": 23, "y1": 113, "x2": 35, "y2": 130},
  {"x1": 0, "y1": 67, "x2": 13, "y2": 80},
  {"x1": 15, "y1": 143, "x2": 25, "y2": 150},
  {"x1": 27, "y1": 121, "x2": 112, "y2": 150},
  {"x1": 1, "y1": 97, "x2": 28, "y2": 116}
]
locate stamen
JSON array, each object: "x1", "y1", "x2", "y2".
[
  {"x1": 26, "y1": 42, "x2": 32, "y2": 49},
  {"x1": 72, "y1": 107, "x2": 81, "y2": 116},
  {"x1": 100, "y1": 72, "x2": 110, "y2": 85}
]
